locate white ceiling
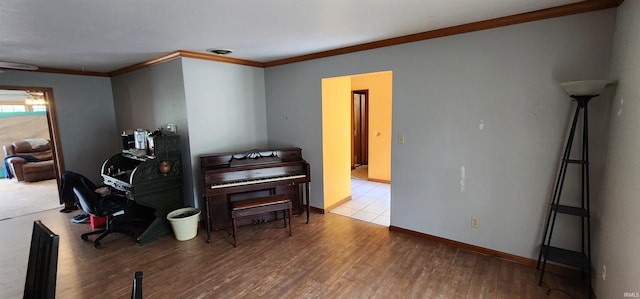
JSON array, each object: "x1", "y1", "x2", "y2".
[{"x1": 0, "y1": 0, "x2": 584, "y2": 73}]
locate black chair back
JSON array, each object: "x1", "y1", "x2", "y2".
[
  {"x1": 73, "y1": 174, "x2": 102, "y2": 216},
  {"x1": 131, "y1": 271, "x2": 143, "y2": 299},
  {"x1": 23, "y1": 220, "x2": 59, "y2": 299}
]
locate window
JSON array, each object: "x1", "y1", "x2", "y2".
[
  {"x1": 0, "y1": 105, "x2": 27, "y2": 112},
  {"x1": 31, "y1": 105, "x2": 47, "y2": 112},
  {"x1": 0, "y1": 104, "x2": 47, "y2": 112}
]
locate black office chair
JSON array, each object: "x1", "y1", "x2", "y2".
[
  {"x1": 71, "y1": 172, "x2": 131, "y2": 247},
  {"x1": 24, "y1": 220, "x2": 59, "y2": 299}
]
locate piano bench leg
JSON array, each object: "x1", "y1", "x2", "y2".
[
  {"x1": 288, "y1": 207, "x2": 292, "y2": 237},
  {"x1": 283, "y1": 210, "x2": 287, "y2": 228},
  {"x1": 205, "y1": 196, "x2": 211, "y2": 243},
  {"x1": 232, "y1": 218, "x2": 238, "y2": 247}
]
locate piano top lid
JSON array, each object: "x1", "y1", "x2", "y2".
[
  {"x1": 232, "y1": 149, "x2": 279, "y2": 160},
  {"x1": 230, "y1": 156, "x2": 281, "y2": 167},
  {"x1": 200, "y1": 147, "x2": 303, "y2": 169}
]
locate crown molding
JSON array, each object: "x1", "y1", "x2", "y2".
[
  {"x1": 108, "y1": 51, "x2": 183, "y2": 77},
  {"x1": 178, "y1": 50, "x2": 265, "y2": 68},
  {"x1": 108, "y1": 50, "x2": 265, "y2": 77},
  {"x1": 0, "y1": 66, "x2": 110, "y2": 77},
  {"x1": 6, "y1": 0, "x2": 623, "y2": 77},
  {"x1": 264, "y1": 0, "x2": 623, "y2": 67}
]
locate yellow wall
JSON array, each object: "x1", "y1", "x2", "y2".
[
  {"x1": 321, "y1": 76, "x2": 352, "y2": 209},
  {"x1": 351, "y1": 71, "x2": 392, "y2": 182}
]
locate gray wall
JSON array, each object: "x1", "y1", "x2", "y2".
[
  {"x1": 265, "y1": 9, "x2": 615, "y2": 259},
  {"x1": 111, "y1": 57, "x2": 268, "y2": 207},
  {"x1": 593, "y1": 1, "x2": 640, "y2": 297},
  {"x1": 182, "y1": 57, "x2": 267, "y2": 208},
  {"x1": 0, "y1": 70, "x2": 118, "y2": 182},
  {"x1": 110, "y1": 59, "x2": 193, "y2": 205}
]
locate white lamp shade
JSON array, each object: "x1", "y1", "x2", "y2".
[{"x1": 560, "y1": 80, "x2": 611, "y2": 96}]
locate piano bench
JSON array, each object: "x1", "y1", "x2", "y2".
[{"x1": 230, "y1": 194, "x2": 292, "y2": 247}]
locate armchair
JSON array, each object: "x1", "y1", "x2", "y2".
[
  {"x1": 2, "y1": 138, "x2": 55, "y2": 182},
  {"x1": 69, "y1": 172, "x2": 132, "y2": 247}
]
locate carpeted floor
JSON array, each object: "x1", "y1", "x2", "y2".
[{"x1": 0, "y1": 178, "x2": 60, "y2": 221}]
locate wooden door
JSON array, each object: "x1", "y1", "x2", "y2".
[{"x1": 351, "y1": 90, "x2": 368, "y2": 168}]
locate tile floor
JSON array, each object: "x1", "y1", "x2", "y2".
[{"x1": 330, "y1": 178, "x2": 390, "y2": 226}]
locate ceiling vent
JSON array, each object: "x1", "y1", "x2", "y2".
[{"x1": 206, "y1": 48, "x2": 233, "y2": 55}]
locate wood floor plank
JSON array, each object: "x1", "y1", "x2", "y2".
[
  {"x1": 0, "y1": 208, "x2": 589, "y2": 298},
  {"x1": 438, "y1": 248, "x2": 479, "y2": 298},
  {"x1": 407, "y1": 243, "x2": 460, "y2": 298},
  {"x1": 497, "y1": 259, "x2": 526, "y2": 299},
  {"x1": 466, "y1": 254, "x2": 499, "y2": 298}
]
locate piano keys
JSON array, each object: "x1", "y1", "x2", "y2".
[
  {"x1": 101, "y1": 135, "x2": 183, "y2": 245},
  {"x1": 209, "y1": 174, "x2": 306, "y2": 189},
  {"x1": 201, "y1": 147, "x2": 310, "y2": 242}
]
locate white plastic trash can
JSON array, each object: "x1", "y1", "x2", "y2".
[{"x1": 166, "y1": 207, "x2": 201, "y2": 241}]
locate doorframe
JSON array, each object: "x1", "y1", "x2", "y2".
[{"x1": 1, "y1": 85, "x2": 65, "y2": 197}]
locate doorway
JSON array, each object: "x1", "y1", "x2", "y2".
[
  {"x1": 321, "y1": 71, "x2": 392, "y2": 213},
  {"x1": 0, "y1": 86, "x2": 64, "y2": 219},
  {"x1": 352, "y1": 90, "x2": 368, "y2": 169}
]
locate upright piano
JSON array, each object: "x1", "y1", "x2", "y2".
[
  {"x1": 200, "y1": 147, "x2": 310, "y2": 242},
  {"x1": 101, "y1": 135, "x2": 183, "y2": 245}
]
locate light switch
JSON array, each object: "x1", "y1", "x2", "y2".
[{"x1": 398, "y1": 133, "x2": 405, "y2": 144}]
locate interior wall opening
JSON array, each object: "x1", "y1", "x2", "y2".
[
  {"x1": 0, "y1": 86, "x2": 64, "y2": 218},
  {"x1": 321, "y1": 71, "x2": 393, "y2": 226}
]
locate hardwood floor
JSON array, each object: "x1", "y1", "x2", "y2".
[{"x1": 0, "y1": 208, "x2": 589, "y2": 298}]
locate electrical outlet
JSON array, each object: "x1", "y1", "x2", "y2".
[
  {"x1": 471, "y1": 217, "x2": 480, "y2": 228},
  {"x1": 602, "y1": 265, "x2": 606, "y2": 281}
]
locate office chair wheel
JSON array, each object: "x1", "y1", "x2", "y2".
[
  {"x1": 81, "y1": 235, "x2": 88, "y2": 241},
  {"x1": 94, "y1": 241, "x2": 100, "y2": 247}
]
